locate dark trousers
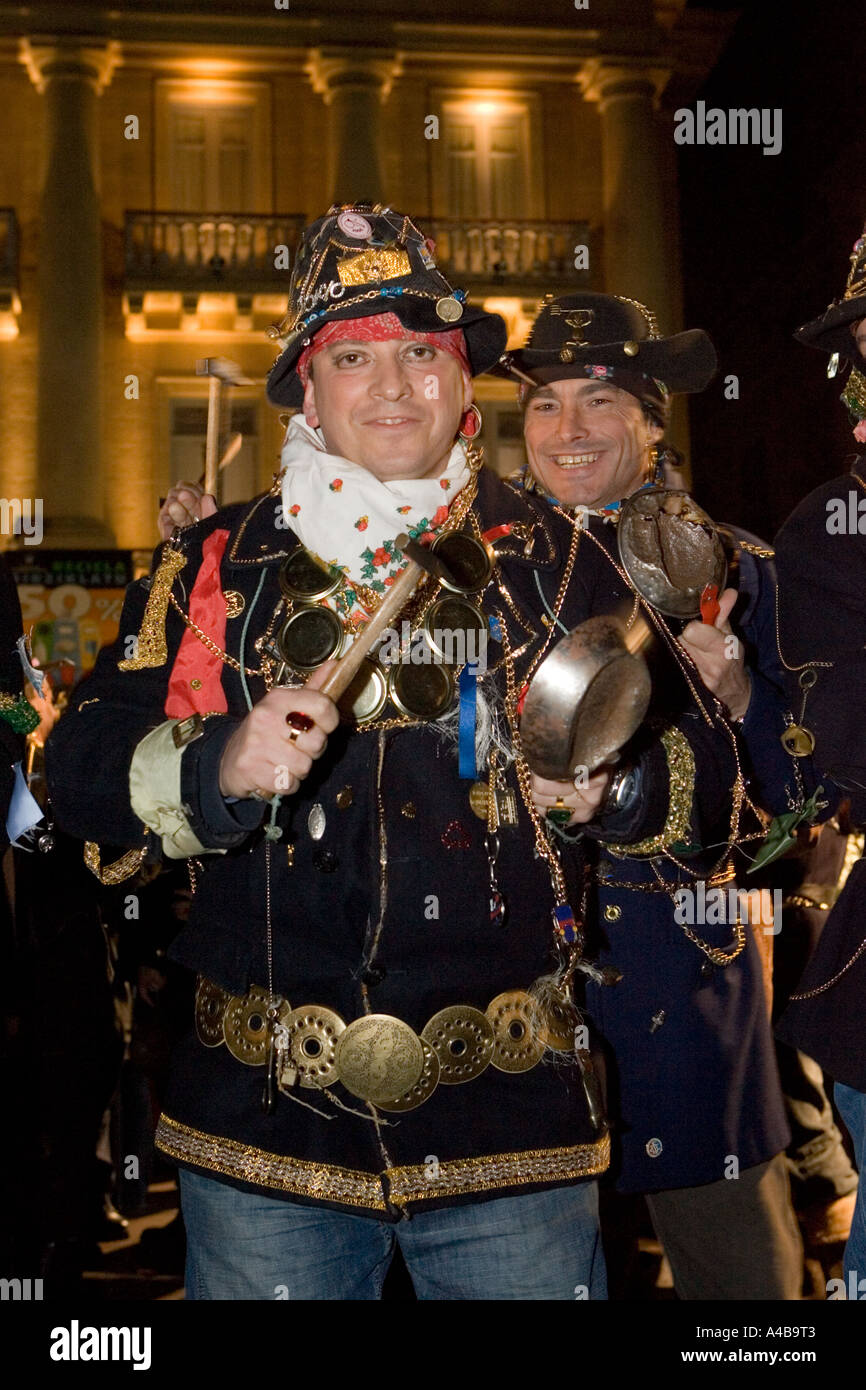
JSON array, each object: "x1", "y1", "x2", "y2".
[{"x1": 646, "y1": 1154, "x2": 803, "y2": 1300}]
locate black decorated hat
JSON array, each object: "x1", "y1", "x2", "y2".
[
  {"x1": 794, "y1": 225, "x2": 866, "y2": 365},
  {"x1": 494, "y1": 292, "x2": 717, "y2": 398},
  {"x1": 265, "y1": 203, "x2": 507, "y2": 407}
]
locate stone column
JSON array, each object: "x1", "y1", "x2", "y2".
[
  {"x1": 579, "y1": 59, "x2": 692, "y2": 458},
  {"x1": 578, "y1": 60, "x2": 675, "y2": 329},
  {"x1": 306, "y1": 49, "x2": 402, "y2": 205},
  {"x1": 21, "y1": 39, "x2": 120, "y2": 547}
]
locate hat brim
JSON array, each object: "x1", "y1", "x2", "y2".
[
  {"x1": 794, "y1": 296, "x2": 866, "y2": 363},
  {"x1": 266, "y1": 295, "x2": 507, "y2": 408},
  {"x1": 494, "y1": 328, "x2": 717, "y2": 395}
]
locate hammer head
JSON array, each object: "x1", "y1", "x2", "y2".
[{"x1": 195, "y1": 357, "x2": 254, "y2": 387}]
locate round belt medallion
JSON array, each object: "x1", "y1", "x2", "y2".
[
  {"x1": 335, "y1": 1015, "x2": 424, "y2": 1104},
  {"x1": 287, "y1": 1006, "x2": 346, "y2": 1088},
  {"x1": 279, "y1": 548, "x2": 342, "y2": 602},
  {"x1": 224, "y1": 987, "x2": 290, "y2": 1066},
  {"x1": 486, "y1": 991, "x2": 545, "y2": 1073},
  {"x1": 422, "y1": 596, "x2": 487, "y2": 666},
  {"x1": 278, "y1": 606, "x2": 344, "y2": 671},
  {"x1": 530, "y1": 986, "x2": 577, "y2": 1052},
  {"x1": 431, "y1": 532, "x2": 494, "y2": 594},
  {"x1": 376, "y1": 1039, "x2": 441, "y2": 1113},
  {"x1": 337, "y1": 658, "x2": 388, "y2": 725},
  {"x1": 195, "y1": 976, "x2": 232, "y2": 1048},
  {"x1": 388, "y1": 661, "x2": 454, "y2": 720},
  {"x1": 421, "y1": 1005, "x2": 494, "y2": 1084}
]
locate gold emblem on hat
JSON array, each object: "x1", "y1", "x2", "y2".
[
  {"x1": 337, "y1": 244, "x2": 412, "y2": 286},
  {"x1": 435, "y1": 296, "x2": 463, "y2": 322},
  {"x1": 549, "y1": 305, "x2": 594, "y2": 344}
]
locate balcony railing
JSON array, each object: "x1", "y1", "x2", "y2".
[
  {"x1": 0, "y1": 208, "x2": 19, "y2": 291},
  {"x1": 124, "y1": 211, "x2": 305, "y2": 292},
  {"x1": 124, "y1": 212, "x2": 592, "y2": 297},
  {"x1": 425, "y1": 219, "x2": 592, "y2": 290}
]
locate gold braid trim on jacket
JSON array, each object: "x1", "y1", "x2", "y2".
[
  {"x1": 119, "y1": 545, "x2": 187, "y2": 671},
  {"x1": 602, "y1": 726, "x2": 696, "y2": 859}
]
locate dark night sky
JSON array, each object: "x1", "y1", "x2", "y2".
[{"x1": 680, "y1": 0, "x2": 866, "y2": 540}]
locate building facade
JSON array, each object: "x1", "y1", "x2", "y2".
[{"x1": 0, "y1": 0, "x2": 730, "y2": 557}]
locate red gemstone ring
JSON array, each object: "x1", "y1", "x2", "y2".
[{"x1": 286, "y1": 711, "x2": 315, "y2": 732}]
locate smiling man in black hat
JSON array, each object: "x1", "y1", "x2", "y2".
[
  {"x1": 497, "y1": 291, "x2": 807, "y2": 1299},
  {"x1": 775, "y1": 224, "x2": 866, "y2": 1291},
  {"x1": 46, "y1": 210, "x2": 741, "y2": 1301}
]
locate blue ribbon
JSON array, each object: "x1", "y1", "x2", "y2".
[{"x1": 458, "y1": 662, "x2": 478, "y2": 780}]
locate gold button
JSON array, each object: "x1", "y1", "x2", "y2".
[
  {"x1": 190, "y1": 678, "x2": 202, "y2": 690},
  {"x1": 604, "y1": 905, "x2": 622, "y2": 922},
  {"x1": 623, "y1": 341, "x2": 639, "y2": 356},
  {"x1": 401, "y1": 802, "x2": 416, "y2": 818},
  {"x1": 336, "y1": 786, "x2": 354, "y2": 810}
]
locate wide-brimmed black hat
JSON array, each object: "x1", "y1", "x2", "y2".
[
  {"x1": 494, "y1": 292, "x2": 717, "y2": 400},
  {"x1": 794, "y1": 225, "x2": 866, "y2": 364},
  {"x1": 265, "y1": 203, "x2": 507, "y2": 407}
]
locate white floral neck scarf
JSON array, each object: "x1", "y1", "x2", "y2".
[{"x1": 279, "y1": 414, "x2": 471, "y2": 592}]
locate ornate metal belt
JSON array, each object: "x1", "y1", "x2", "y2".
[{"x1": 195, "y1": 976, "x2": 576, "y2": 1113}]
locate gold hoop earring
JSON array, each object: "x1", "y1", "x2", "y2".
[{"x1": 458, "y1": 403, "x2": 483, "y2": 442}]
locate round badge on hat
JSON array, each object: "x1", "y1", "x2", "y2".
[
  {"x1": 337, "y1": 211, "x2": 372, "y2": 240},
  {"x1": 265, "y1": 205, "x2": 507, "y2": 408}
]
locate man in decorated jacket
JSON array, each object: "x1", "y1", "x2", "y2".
[
  {"x1": 497, "y1": 293, "x2": 804, "y2": 1299},
  {"x1": 47, "y1": 206, "x2": 739, "y2": 1302},
  {"x1": 775, "y1": 223, "x2": 866, "y2": 1289}
]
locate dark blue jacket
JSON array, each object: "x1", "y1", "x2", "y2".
[
  {"x1": 46, "y1": 468, "x2": 741, "y2": 1219},
  {"x1": 774, "y1": 458, "x2": 866, "y2": 1090},
  {"x1": 575, "y1": 514, "x2": 793, "y2": 1193}
]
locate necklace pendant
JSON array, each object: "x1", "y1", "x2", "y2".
[
  {"x1": 489, "y1": 889, "x2": 507, "y2": 928},
  {"x1": 308, "y1": 803, "x2": 326, "y2": 841}
]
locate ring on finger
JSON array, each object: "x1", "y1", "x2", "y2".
[
  {"x1": 286, "y1": 711, "x2": 315, "y2": 732},
  {"x1": 546, "y1": 796, "x2": 573, "y2": 827}
]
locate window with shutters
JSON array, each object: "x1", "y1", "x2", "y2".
[
  {"x1": 432, "y1": 97, "x2": 537, "y2": 220},
  {"x1": 155, "y1": 81, "x2": 272, "y2": 213}
]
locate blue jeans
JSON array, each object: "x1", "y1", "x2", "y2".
[
  {"x1": 834, "y1": 1083, "x2": 866, "y2": 1290},
  {"x1": 179, "y1": 1169, "x2": 607, "y2": 1301}
]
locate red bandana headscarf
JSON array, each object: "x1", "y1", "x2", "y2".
[{"x1": 296, "y1": 312, "x2": 471, "y2": 387}]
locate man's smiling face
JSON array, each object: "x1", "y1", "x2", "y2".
[
  {"x1": 522, "y1": 377, "x2": 663, "y2": 509},
  {"x1": 303, "y1": 336, "x2": 472, "y2": 482}
]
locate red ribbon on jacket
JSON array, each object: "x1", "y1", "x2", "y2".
[{"x1": 166, "y1": 529, "x2": 231, "y2": 718}]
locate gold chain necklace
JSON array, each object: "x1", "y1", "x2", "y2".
[{"x1": 167, "y1": 592, "x2": 263, "y2": 676}]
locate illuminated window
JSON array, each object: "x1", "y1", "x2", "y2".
[
  {"x1": 156, "y1": 80, "x2": 272, "y2": 213},
  {"x1": 432, "y1": 96, "x2": 537, "y2": 220}
]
